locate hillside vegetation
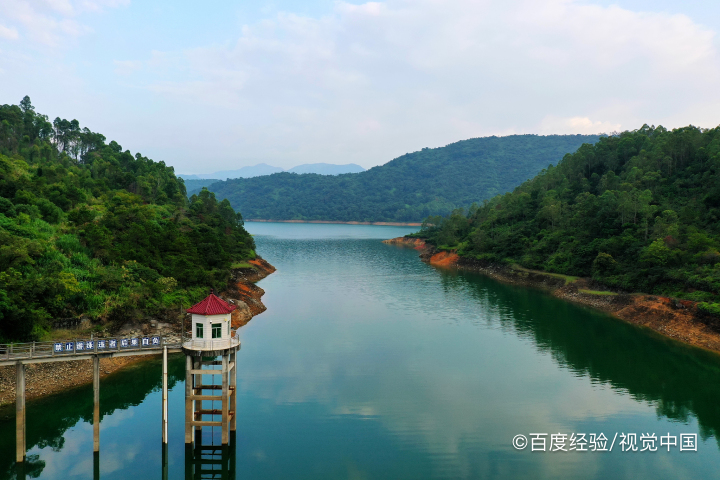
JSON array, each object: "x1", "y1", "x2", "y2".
[
  {"x1": 182, "y1": 178, "x2": 220, "y2": 193},
  {"x1": 200, "y1": 135, "x2": 599, "y2": 222},
  {"x1": 0, "y1": 97, "x2": 255, "y2": 341},
  {"x1": 419, "y1": 125, "x2": 720, "y2": 314}
]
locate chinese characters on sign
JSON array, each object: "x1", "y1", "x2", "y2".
[
  {"x1": 512, "y1": 433, "x2": 697, "y2": 452},
  {"x1": 53, "y1": 337, "x2": 161, "y2": 353}
]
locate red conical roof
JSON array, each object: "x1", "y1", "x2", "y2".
[{"x1": 186, "y1": 293, "x2": 236, "y2": 315}]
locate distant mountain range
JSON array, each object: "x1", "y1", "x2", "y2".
[
  {"x1": 180, "y1": 163, "x2": 283, "y2": 180},
  {"x1": 286, "y1": 163, "x2": 365, "y2": 175},
  {"x1": 191, "y1": 134, "x2": 601, "y2": 223},
  {"x1": 180, "y1": 162, "x2": 365, "y2": 180}
]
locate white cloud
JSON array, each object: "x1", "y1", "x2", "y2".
[
  {"x1": 0, "y1": 24, "x2": 19, "y2": 40},
  {"x1": 113, "y1": 59, "x2": 142, "y2": 76},
  {"x1": 539, "y1": 115, "x2": 622, "y2": 135},
  {"x1": 2, "y1": 0, "x2": 718, "y2": 171},
  {"x1": 79, "y1": 0, "x2": 130, "y2": 12},
  {"x1": 40, "y1": 0, "x2": 75, "y2": 16},
  {"x1": 127, "y1": 0, "x2": 719, "y2": 169},
  {"x1": 514, "y1": 1, "x2": 715, "y2": 72},
  {"x1": 0, "y1": 0, "x2": 127, "y2": 46}
]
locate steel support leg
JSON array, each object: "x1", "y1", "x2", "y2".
[
  {"x1": 93, "y1": 356, "x2": 100, "y2": 452},
  {"x1": 16, "y1": 363, "x2": 25, "y2": 463},
  {"x1": 162, "y1": 346, "x2": 168, "y2": 444},
  {"x1": 222, "y1": 354, "x2": 229, "y2": 445},
  {"x1": 230, "y1": 350, "x2": 237, "y2": 432},
  {"x1": 185, "y1": 355, "x2": 193, "y2": 444}
]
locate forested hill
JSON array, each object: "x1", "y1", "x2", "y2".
[
  {"x1": 199, "y1": 134, "x2": 600, "y2": 223},
  {"x1": 419, "y1": 125, "x2": 720, "y2": 314},
  {"x1": 183, "y1": 178, "x2": 220, "y2": 193},
  {"x1": 0, "y1": 96, "x2": 256, "y2": 341}
]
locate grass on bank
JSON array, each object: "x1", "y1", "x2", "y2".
[
  {"x1": 579, "y1": 289, "x2": 619, "y2": 296},
  {"x1": 230, "y1": 262, "x2": 254, "y2": 269},
  {"x1": 510, "y1": 264, "x2": 580, "y2": 285}
]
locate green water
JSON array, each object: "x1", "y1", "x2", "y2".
[{"x1": 2, "y1": 222, "x2": 720, "y2": 479}]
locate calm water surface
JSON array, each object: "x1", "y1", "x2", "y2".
[{"x1": 2, "y1": 222, "x2": 720, "y2": 479}]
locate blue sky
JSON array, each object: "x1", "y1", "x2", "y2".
[{"x1": 1, "y1": 0, "x2": 719, "y2": 173}]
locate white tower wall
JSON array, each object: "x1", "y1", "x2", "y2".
[{"x1": 191, "y1": 313, "x2": 232, "y2": 340}]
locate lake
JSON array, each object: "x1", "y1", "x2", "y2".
[{"x1": 2, "y1": 222, "x2": 720, "y2": 479}]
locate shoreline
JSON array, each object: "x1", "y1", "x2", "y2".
[
  {"x1": 224, "y1": 257, "x2": 277, "y2": 329},
  {"x1": 0, "y1": 257, "x2": 276, "y2": 408},
  {"x1": 248, "y1": 219, "x2": 422, "y2": 227},
  {"x1": 383, "y1": 237, "x2": 720, "y2": 355}
]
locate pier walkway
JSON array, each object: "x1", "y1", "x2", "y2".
[
  {"x1": 0, "y1": 335, "x2": 183, "y2": 366},
  {"x1": 0, "y1": 331, "x2": 241, "y2": 366},
  {"x1": 4, "y1": 330, "x2": 241, "y2": 468}
]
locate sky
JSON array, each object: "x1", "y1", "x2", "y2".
[{"x1": 1, "y1": 0, "x2": 720, "y2": 173}]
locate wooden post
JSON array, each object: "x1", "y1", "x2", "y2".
[
  {"x1": 221, "y1": 353, "x2": 229, "y2": 445},
  {"x1": 16, "y1": 362, "x2": 25, "y2": 463},
  {"x1": 162, "y1": 346, "x2": 168, "y2": 444},
  {"x1": 93, "y1": 355, "x2": 100, "y2": 452},
  {"x1": 185, "y1": 355, "x2": 192, "y2": 444}
]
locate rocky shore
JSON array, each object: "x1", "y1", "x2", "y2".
[
  {"x1": 223, "y1": 257, "x2": 276, "y2": 328},
  {"x1": 0, "y1": 257, "x2": 276, "y2": 408},
  {"x1": 383, "y1": 236, "x2": 720, "y2": 355}
]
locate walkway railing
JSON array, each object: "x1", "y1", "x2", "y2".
[
  {"x1": 0, "y1": 335, "x2": 182, "y2": 362},
  {"x1": 1, "y1": 326, "x2": 241, "y2": 362},
  {"x1": 181, "y1": 329, "x2": 240, "y2": 351}
]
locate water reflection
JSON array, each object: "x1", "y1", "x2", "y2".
[
  {"x1": 0, "y1": 355, "x2": 186, "y2": 478},
  {"x1": 2, "y1": 224, "x2": 720, "y2": 479},
  {"x1": 184, "y1": 434, "x2": 236, "y2": 480},
  {"x1": 235, "y1": 230, "x2": 720, "y2": 478},
  {"x1": 439, "y1": 269, "x2": 720, "y2": 443},
  {"x1": 11, "y1": 455, "x2": 44, "y2": 480},
  {"x1": 10, "y1": 428, "x2": 237, "y2": 480}
]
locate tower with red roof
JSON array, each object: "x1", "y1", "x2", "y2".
[
  {"x1": 186, "y1": 291, "x2": 236, "y2": 344},
  {"x1": 182, "y1": 290, "x2": 240, "y2": 447}
]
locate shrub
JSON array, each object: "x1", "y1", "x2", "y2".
[
  {"x1": 592, "y1": 252, "x2": 618, "y2": 277},
  {"x1": 698, "y1": 302, "x2": 720, "y2": 318}
]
